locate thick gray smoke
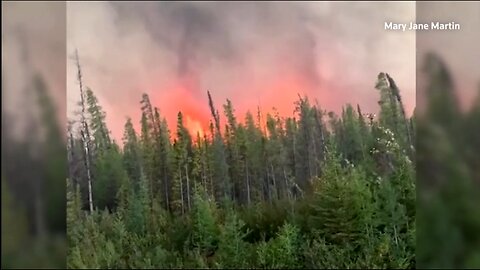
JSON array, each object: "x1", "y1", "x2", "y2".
[
  {"x1": 109, "y1": 2, "x2": 324, "y2": 98},
  {"x1": 67, "y1": 2, "x2": 416, "y2": 141}
]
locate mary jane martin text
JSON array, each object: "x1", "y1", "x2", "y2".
[{"x1": 385, "y1": 21, "x2": 461, "y2": 31}]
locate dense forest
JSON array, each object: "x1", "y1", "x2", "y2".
[
  {"x1": 3, "y1": 45, "x2": 478, "y2": 269},
  {"x1": 67, "y1": 51, "x2": 416, "y2": 268}
]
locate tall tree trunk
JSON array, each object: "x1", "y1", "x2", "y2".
[
  {"x1": 75, "y1": 50, "x2": 94, "y2": 212},
  {"x1": 82, "y1": 130, "x2": 94, "y2": 212}
]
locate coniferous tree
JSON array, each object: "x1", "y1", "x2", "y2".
[
  {"x1": 172, "y1": 112, "x2": 193, "y2": 215},
  {"x1": 155, "y1": 110, "x2": 174, "y2": 211},
  {"x1": 67, "y1": 72, "x2": 416, "y2": 269},
  {"x1": 223, "y1": 99, "x2": 243, "y2": 203},
  {"x1": 375, "y1": 73, "x2": 410, "y2": 151},
  {"x1": 191, "y1": 186, "x2": 219, "y2": 258},
  {"x1": 86, "y1": 88, "x2": 111, "y2": 152},
  {"x1": 244, "y1": 111, "x2": 264, "y2": 203},
  {"x1": 207, "y1": 91, "x2": 231, "y2": 202},
  {"x1": 84, "y1": 88, "x2": 126, "y2": 211},
  {"x1": 122, "y1": 118, "x2": 142, "y2": 190},
  {"x1": 294, "y1": 96, "x2": 318, "y2": 193},
  {"x1": 140, "y1": 110, "x2": 156, "y2": 209},
  {"x1": 341, "y1": 104, "x2": 364, "y2": 164}
]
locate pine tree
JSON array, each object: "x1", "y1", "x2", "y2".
[
  {"x1": 67, "y1": 178, "x2": 83, "y2": 245},
  {"x1": 265, "y1": 112, "x2": 289, "y2": 200},
  {"x1": 308, "y1": 149, "x2": 373, "y2": 247},
  {"x1": 122, "y1": 117, "x2": 142, "y2": 190},
  {"x1": 375, "y1": 72, "x2": 409, "y2": 150},
  {"x1": 192, "y1": 132, "x2": 209, "y2": 193},
  {"x1": 244, "y1": 111, "x2": 265, "y2": 203},
  {"x1": 223, "y1": 99, "x2": 243, "y2": 203},
  {"x1": 312, "y1": 104, "x2": 328, "y2": 172},
  {"x1": 341, "y1": 104, "x2": 363, "y2": 164},
  {"x1": 191, "y1": 186, "x2": 219, "y2": 258},
  {"x1": 207, "y1": 91, "x2": 231, "y2": 202},
  {"x1": 140, "y1": 111, "x2": 155, "y2": 209},
  {"x1": 217, "y1": 207, "x2": 250, "y2": 268},
  {"x1": 82, "y1": 87, "x2": 127, "y2": 211},
  {"x1": 294, "y1": 96, "x2": 319, "y2": 193},
  {"x1": 235, "y1": 124, "x2": 251, "y2": 205},
  {"x1": 172, "y1": 112, "x2": 193, "y2": 215},
  {"x1": 284, "y1": 117, "x2": 299, "y2": 199},
  {"x1": 155, "y1": 110, "x2": 174, "y2": 211},
  {"x1": 125, "y1": 171, "x2": 150, "y2": 235},
  {"x1": 140, "y1": 93, "x2": 168, "y2": 210},
  {"x1": 92, "y1": 143, "x2": 128, "y2": 211},
  {"x1": 85, "y1": 88, "x2": 111, "y2": 152},
  {"x1": 357, "y1": 104, "x2": 371, "y2": 160}
]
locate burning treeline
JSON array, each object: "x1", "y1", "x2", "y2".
[
  {"x1": 68, "y1": 50, "x2": 414, "y2": 213},
  {"x1": 67, "y1": 50, "x2": 415, "y2": 268}
]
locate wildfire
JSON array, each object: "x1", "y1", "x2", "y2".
[
  {"x1": 184, "y1": 114, "x2": 205, "y2": 139},
  {"x1": 150, "y1": 73, "x2": 318, "y2": 143}
]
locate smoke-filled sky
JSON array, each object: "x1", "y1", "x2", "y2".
[{"x1": 67, "y1": 2, "x2": 416, "y2": 142}]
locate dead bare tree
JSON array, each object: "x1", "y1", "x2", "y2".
[{"x1": 74, "y1": 49, "x2": 94, "y2": 212}]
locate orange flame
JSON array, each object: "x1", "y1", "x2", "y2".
[{"x1": 185, "y1": 114, "x2": 204, "y2": 139}]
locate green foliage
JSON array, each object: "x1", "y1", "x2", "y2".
[
  {"x1": 308, "y1": 157, "x2": 374, "y2": 247},
  {"x1": 92, "y1": 146, "x2": 128, "y2": 211},
  {"x1": 216, "y1": 207, "x2": 251, "y2": 268},
  {"x1": 257, "y1": 223, "x2": 302, "y2": 269},
  {"x1": 191, "y1": 187, "x2": 220, "y2": 256},
  {"x1": 240, "y1": 200, "x2": 289, "y2": 243},
  {"x1": 68, "y1": 73, "x2": 415, "y2": 269}
]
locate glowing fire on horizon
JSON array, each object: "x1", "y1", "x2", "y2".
[{"x1": 185, "y1": 114, "x2": 205, "y2": 139}]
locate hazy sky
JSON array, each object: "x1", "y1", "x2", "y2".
[{"x1": 67, "y1": 2, "x2": 416, "y2": 142}]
